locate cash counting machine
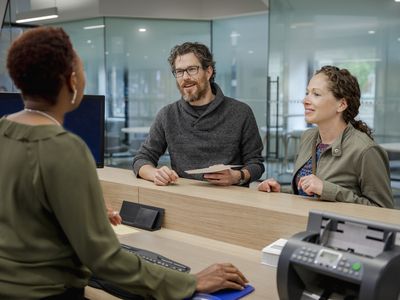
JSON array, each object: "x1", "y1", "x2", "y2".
[{"x1": 277, "y1": 211, "x2": 400, "y2": 300}]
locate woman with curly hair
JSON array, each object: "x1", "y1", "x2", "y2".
[{"x1": 258, "y1": 66, "x2": 393, "y2": 208}]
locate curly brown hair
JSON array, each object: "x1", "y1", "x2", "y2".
[
  {"x1": 168, "y1": 42, "x2": 216, "y2": 85},
  {"x1": 7, "y1": 26, "x2": 75, "y2": 104},
  {"x1": 315, "y1": 65, "x2": 373, "y2": 140}
]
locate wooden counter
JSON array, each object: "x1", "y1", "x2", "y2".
[{"x1": 98, "y1": 167, "x2": 400, "y2": 250}]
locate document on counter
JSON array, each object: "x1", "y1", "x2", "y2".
[
  {"x1": 112, "y1": 224, "x2": 140, "y2": 236},
  {"x1": 185, "y1": 164, "x2": 243, "y2": 175}
]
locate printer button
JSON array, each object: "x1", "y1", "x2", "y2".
[{"x1": 351, "y1": 262, "x2": 362, "y2": 271}]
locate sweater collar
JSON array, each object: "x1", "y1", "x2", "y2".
[{"x1": 179, "y1": 83, "x2": 225, "y2": 120}]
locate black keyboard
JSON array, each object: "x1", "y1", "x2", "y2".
[
  {"x1": 88, "y1": 244, "x2": 191, "y2": 300},
  {"x1": 120, "y1": 243, "x2": 191, "y2": 273}
]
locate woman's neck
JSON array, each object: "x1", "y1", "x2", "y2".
[
  {"x1": 318, "y1": 120, "x2": 347, "y2": 144},
  {"x1": 23, "y1": 98, "x2": 64, "y2": 125}
]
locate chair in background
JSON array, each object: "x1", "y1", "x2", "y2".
[{"x1": 282, "y1": 129, "x2": 304, "y2": 174}]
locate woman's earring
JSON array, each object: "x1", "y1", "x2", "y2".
[{"x1": 71, "y1": 88, "x2": 77, "y2": 104}]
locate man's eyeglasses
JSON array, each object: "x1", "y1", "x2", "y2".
[{"x1": 172, "y1": 66, "x2": 201, "y2": 78}]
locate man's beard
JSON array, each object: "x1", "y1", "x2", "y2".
[{"x1": 178, "y1": 79, "x2": 208, "y2": 103}]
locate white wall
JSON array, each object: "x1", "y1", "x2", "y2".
[{"x1": 27, "y1": 0, "x2": 267, "y2": 23}]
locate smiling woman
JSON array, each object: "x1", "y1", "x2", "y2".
[{"x1": 258, "y1": 65, "x2": 393, "y2": 208}]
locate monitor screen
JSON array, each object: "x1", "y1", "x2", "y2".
[{"x1": 0, "y1": 93, "x2": 105, "y2": 168}]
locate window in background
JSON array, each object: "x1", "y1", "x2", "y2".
[
  {"x1": 268, "y1": 0, "x2": 400, "y2": 206},
  {"x1": 212, "y1": 13, "x2": 268, "y2": 151},
  {"x1": 58, "y1": 18, "x2": 106, "y2": 97},
  {"x1": 104, "y1": 17, "x2": 210, "y2": 164},
  {"x1": 0, "y1": 1, "x2": 25, "y2": 93}
]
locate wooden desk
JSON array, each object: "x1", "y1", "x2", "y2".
[
  {"x1": 86, "y1": 228, "x2": 277, "y2": 300},
  {"x1": 98, "y1": 167, "x2": 400, "y2": 250}
]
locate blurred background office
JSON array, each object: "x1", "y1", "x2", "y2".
[{"x1": 1, "y1": 0, "x2": 399, "y2": 206}]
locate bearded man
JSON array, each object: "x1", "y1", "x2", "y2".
[{"x1": 132, "y1": 42, "x2": 264, "y2": 187}]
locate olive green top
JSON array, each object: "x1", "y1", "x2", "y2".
[
  {"x1": 0, "y1": 117, "x2": 196, "y2": 299},
  {"x1": 291, "y1": 123, "x2": 393, "y2": 208}
]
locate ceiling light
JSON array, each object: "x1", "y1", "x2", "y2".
[
  {"x1": 368, "y1": 30, "x2": 375, "y2": 34},
  {"x1": 395, "y1": 0, "x2": 400, "y2": 2},
  {"x1": 83, "y1": 25, "x2": 105, "y2": 30},
  {"x1": 138, "y1": 28, "x2": 147, "y2": 32},
  {"x1": 16, "y1": 7, "x2": 58, "y2": 23}
]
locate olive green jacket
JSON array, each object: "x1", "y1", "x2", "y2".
[
  {"x1": 291, "y1": 123, "x2": 393, "y2": 208},
  {"x1": 0, "y1": 117, "x2": 196, "y2": 299}
]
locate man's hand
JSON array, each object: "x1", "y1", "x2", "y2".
[
  {"x1": 138, "y1": 165, "x2": 179, "y2": 186},
  {"x1": 203, "y1": 169, "x2": 241, "y2": 186},
  {"x1": 257, "y1": 178, "x2": 281, "y2": 192},
  {"x1": 195, "y1": 263, "x2": 248, "y2": 293},
  {"x1": 153, "y1": 166, "x2": 179, "y2": 186}
]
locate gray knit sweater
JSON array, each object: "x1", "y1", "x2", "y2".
[{"x1": 132, "y1": 83, "x2": 264, "y2": 182}]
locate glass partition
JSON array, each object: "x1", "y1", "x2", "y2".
[
  {"x1": 0, "y1": 1, "x2": 25, "y2": 93},
  {"x1": 213, "y1": 13, "x2": 268, "y2": 177},
  {"x1": 104, "y1": 18, "x2": 210, "y2": 166},
  {"x1": 268, "y1": 0, "x2": 400, "y2": 205}
]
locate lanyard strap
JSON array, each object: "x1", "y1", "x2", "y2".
[
  {"x1": 312, "y1": 134, "x2": 320, "y2": 175},
  {"x1": 311, "y1": 143, "x2": 317, "y2": 175}
]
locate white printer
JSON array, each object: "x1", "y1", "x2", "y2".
[{"x1": 277, "y1": 211, "x2": 400, "y2": 300}]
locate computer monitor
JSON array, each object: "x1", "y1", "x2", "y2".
[{"x1": 0, "y1": 93, "x2": 105, "y2": 168}]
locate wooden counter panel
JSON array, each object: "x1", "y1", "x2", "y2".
[
  {"x1": 98, "y1": 168, "x2": 400, "y2": 249},
  {"x1": 100, "y1": 180, "x2": 138, "y2": 212},
  {"x1": 138, "y1": 187, "x2": 306, "y2": 249}
]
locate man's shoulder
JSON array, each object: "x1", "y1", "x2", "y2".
[
  {"x1": 222, "y1": 96, "x2": 252, "y2": 112},
  {"x1": 157, "y1": 100, "x2": 180, "y2": 115}
]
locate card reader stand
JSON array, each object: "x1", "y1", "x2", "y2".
[
  {"x1": 119, "y1": 201, "x2": 165, "y2": 231},
  {"x1": 277, "y1": 210, "x2": 400, "y2": 300}
]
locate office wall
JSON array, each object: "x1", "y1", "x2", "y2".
[
  {"x1": 213, "y1": 13, "x2": 268, "y2": 140},
  {"x1": 268, "y1": 0, "x2": 400, "y2": 143},
  {"x1": 104, "y1": 18, "x2": 210, "y2": 130},
  {"x1": 58, "y1": 18, "x2": 106, "y2": 97},
  {"x1": 98, "y1": 0, "x2": 267, "y2": 20},
  {"x1": 267, "y1": 0, "x2": 400, "y2": 184},
  {"x1": 56, "y1": 15, "x2": 269, "y2": 162},
  {"x1": 8, "y1": 0, "x2": 268, "y2": 24}
]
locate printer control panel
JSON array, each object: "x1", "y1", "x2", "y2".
[
  {"x1": 277, "y1": 211, "x2": 400, "y2": 300},
  {"x1": 291, "y1": 246, "x2": 363, "y2": 280}
]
